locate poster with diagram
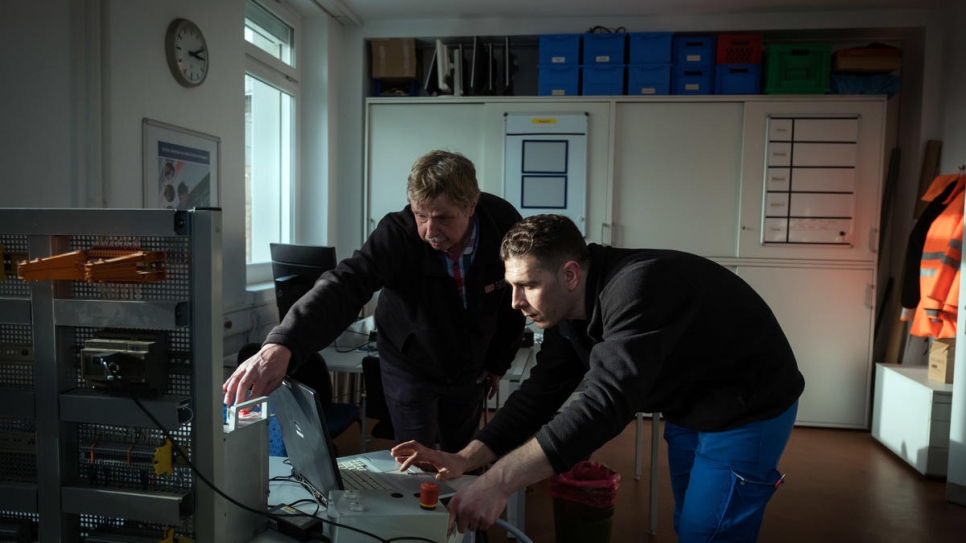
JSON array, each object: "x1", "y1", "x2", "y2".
[{"x1": 142, "y1": 118, "x2": 220, "y2": 209}]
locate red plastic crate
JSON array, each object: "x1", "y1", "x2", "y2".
[{"x1": 716, "y1": 34, "x2": 763, "y2": 64}]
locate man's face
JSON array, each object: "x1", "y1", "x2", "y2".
[
  {"x1": 411, "y1": 194, "x2": 475, "y2": 254},
  {"x1": 504, "y1": 255, "x2": 573, "y2": 329}
]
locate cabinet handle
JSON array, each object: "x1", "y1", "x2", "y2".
[
  {"x1": 869, "y1": 227, "x2": 877, "y2": 253},
  {"x1": 601, "y1": 222, "x2": 610, "y2": 246},
  {"x1": 865, "y1": 284, "x2": 874, "y2": 309}
]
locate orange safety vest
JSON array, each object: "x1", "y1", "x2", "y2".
[{"x1": 910, "y1": 174, "x2": 965, "y2": 338}]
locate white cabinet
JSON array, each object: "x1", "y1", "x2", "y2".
[
  {"x1": 366, "y1": 98, "x2": 613, "y2": 244},
  {"x1": 872, "y1": 363, "x2": 953, "y2": 477},
  {"x1": 366, "y1": 102, "x2": 486, "y2": 234},
  {"x1": 736, "y1": 265, "x2": 875, "y2": 429},
  {"x1": 364, "y1": 96, "x2": 888, "y2": 429},
  {"x1": 612, "y1": 101, "x2": 744, "y2": 256}
]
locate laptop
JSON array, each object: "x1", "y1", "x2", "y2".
[{"x1": 269, "y1": 378, "x2": 457, "y2": 505}]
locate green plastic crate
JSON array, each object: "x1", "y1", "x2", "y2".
[{"x1": 764, "y1": 44, "x2": 831, "y2": 94}]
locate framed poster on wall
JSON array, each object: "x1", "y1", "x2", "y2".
[{"x1": 142, "y1": 118, "x2": 220, "y2": 209}]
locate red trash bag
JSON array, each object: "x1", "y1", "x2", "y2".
[
  {"x1": 547, "y1": 461, "x2": 622, "y2": 543},
  {"x1": 547, "y1": 460, "x2": 621, "y2": 508}
]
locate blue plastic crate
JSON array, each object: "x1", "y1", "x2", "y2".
[
  {"x1": 715, "y1": 64, "x2": 761, "y2": 94},
  {"x1": 673, "y1": 36, "x2": 715, "y2": 67},
  {"x1": 539, "y1": 65, "x2": 580, "y2": 96},
  {"x1": 581, "y1": 64, "x2": 625, "y2": 95},
  {"x1": 628, "y1": 32, "x2": 674, "y2": 64},
  {"x1": 583, "y1": 33, "x2": 626, "y2": 64},
  {"x1": 672, "y1": 66, "x2": 714, "y2": 94},
  {"x1": 539, "y1": 34, "x2": 581, "y2": 65},
  {"x1": 627, "y1": 65, "x2": 672, "y2": 95}
]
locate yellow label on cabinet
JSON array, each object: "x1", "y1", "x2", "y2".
[{"x1": 532, "y1": 118, "x2": 558, "y2": 124}]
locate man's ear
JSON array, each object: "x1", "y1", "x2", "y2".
[{"x1": 561, "y1": 260, "x2": 581, "y2": 291}]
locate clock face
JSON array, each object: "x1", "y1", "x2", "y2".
[{"x1": 165, "y1": 19, "x2": 208, "y2": 87}]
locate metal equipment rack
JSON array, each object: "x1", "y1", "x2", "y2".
[{"x1": 0, "y1": 209, "x2": 223, "y2": 542}]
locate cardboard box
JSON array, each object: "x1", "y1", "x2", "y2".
[
  {"x1": 370, "y1": 38, "x2": 416, "y2": 80},
  {"x1": 833, "y1": 47, "x2": 901, "y2": 73},
  {"x1": 928, "y1": 338, "x2": 955, "y2": 384}
]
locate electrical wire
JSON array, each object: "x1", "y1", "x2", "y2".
[{"x1": 495, "y1": 519, "x2": 534, "y2": 543}]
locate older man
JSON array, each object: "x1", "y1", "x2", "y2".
[
  {"x1": 224, "y1": 150, "x2": 524, "y2": 453},
  {"x1": 393, "y1": 214, "x2": 804, "y2": 542}
]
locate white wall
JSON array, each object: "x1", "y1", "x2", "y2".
[
  {"x1": 1, "y1": 1, "x2": 83, "y2": 208},
  {"x1": 102, "y1": 0, "x2": 247, "y2": 309},
  {"x1": 939, "y1": 4, "x2": 966, "y2": 174},
  {"x1": 940, "y1": 0, "x2": 966, "y2": 507}
]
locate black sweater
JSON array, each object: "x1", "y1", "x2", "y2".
[
  {"x1": 265, "y1": 193, "x2": 525, "y2": 385},
  {"x1": 475, "y1": 245, "x2": 805, "y2": 473}
]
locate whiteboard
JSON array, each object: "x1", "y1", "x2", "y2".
[{"x1": 504, "y1": 113, "x2": 588, "y2": 235}]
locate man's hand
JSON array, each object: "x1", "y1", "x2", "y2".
[
  {"x1": 447, "y1": 476, "x2": 512, "y2": 534},
  {"x1": 222, "y1": 343, "x2": 292, "y2": 406},
  {"x1": 390, "y1": 440, "x2": 467, "y2": 481}
]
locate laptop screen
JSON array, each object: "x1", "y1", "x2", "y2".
[{"x1": 269, "y1": 378, "x2": 344, "y2": 501}]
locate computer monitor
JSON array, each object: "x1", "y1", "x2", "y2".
[
  {"x1": 504, "y1": 36, "x2": 518, "y2": 96},
  {"x1": 469, "y1": 36, "x2": 487, "y2": 95},
  {"x1": 435, "y1": 39, "x2": 453, "y2": 93},
  {"x1": 269, "y1": 243, "x2": 338, "y2": 320},
  {"x1": 423, "y1": 44, "x2": 440, "y2": 95}
]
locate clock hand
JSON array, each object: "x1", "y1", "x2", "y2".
[{"x1": 189, "y1": 49, "x2": 206, "y2": 61}]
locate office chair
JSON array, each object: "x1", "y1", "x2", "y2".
[
  {"x1": 236, "y1": 344, "x2": 360, "y2": 456},
  {"x1": 361, "y1": 356, "x2": 395, "y2": 441}
]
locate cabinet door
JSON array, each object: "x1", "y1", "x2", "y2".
[
  {"x1": 736, "y1": 265, "x2": 874, "y2": 428},
  {"x1": 366, "y1": 103, "x2": 485, "y2": 234},
  {"x1": 612, "y1": 102, "x2": 744, "y2": 257},
  {"x1": 738, "y1": 100, "x2": 885, "y2": 261}
]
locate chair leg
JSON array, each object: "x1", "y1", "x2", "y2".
[
  {"x1": 635, "y1": 412, "x2": 644, "y2": 480},
  {"x1": 650, "y1": 412, "x2": 660, "y2": 535}
]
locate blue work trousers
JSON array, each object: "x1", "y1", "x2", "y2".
[
  {"x1": 664, "y1": 400, "x2": 798, "y2": 542},
  {"x1": 379, "y1": 359, "x2": 487, "y2": 454}
]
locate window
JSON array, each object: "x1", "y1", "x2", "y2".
[{"x1": 244, "y1": 0, "x2": 299, "y2": 284}]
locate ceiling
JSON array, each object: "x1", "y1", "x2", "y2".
[{"x1": 335, "y1": 0, "x2": 945, "y2": 23}]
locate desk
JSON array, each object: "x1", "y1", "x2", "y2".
[
  {"x1": 250, "y1": 456, "x2": 477, "y2": 543},
  {"x1": 322, "y1": 340, "x2": 659, "y2": 536}
]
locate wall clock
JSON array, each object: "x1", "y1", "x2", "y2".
[{"x1": 165, "y1": 18, "x2": 209, "y2": 88}]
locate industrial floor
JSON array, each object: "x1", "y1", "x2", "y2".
[{"x1": 334, "y1": 417, "x2": 966, "y2": 543}]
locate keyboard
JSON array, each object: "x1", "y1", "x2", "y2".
[{"x1": 338, "y1": 459, "x2": 394, "y2": 490}]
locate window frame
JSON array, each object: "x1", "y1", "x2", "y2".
[{"x1": 244, "y1": 0, "x2": 302, "y2": 285}]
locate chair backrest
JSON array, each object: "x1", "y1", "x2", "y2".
[
  {"x1": 269, "y1": 243, "x2": 337, "y2": 320},
  {"x1": 362, "y1": 356, "x2": 395, "y2": 439}
]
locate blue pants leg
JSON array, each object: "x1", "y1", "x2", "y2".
[{"x1": 664, "y1": 401, "x2": 798, "y2": 542}]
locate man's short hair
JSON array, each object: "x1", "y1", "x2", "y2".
[
  {"x1": 500, "y1": 215, "x2": 590, "y2": 271},
  {"x1": 407, "y1": 150, "x2": 481, "y2": 212}
]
